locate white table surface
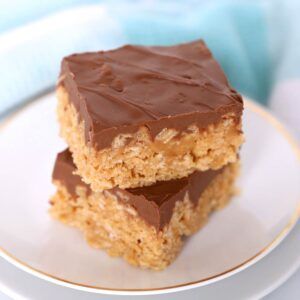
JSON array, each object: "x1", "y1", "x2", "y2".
[
  {"x1": 0, "y1": 268, "x2": 299, "y2": 300},
  {"x1": 264, "y1": 269, "x2": 300, "y2": 300}
]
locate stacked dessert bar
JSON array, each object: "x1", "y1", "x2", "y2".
[{"x1": 50, "y1": 40, "x2": 244, "y2": 270}]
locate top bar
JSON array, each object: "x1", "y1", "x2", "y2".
[
  {"x1": 59, "y1": 40, "x2": 242, "y2": 149},
  {"x1": 57, "y1": 40, "x2": 244, "y2": 191}
]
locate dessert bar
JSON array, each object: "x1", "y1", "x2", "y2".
[
  {"x1": 57, "y1": 40, "x2": 243, "y2": 191},
  {"x1": 50, "y1": 149, "x2": 239, "y2": 270}
]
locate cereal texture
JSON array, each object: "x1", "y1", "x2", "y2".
[
  {"x1": 50, "y1": 162, "x2": 239, "y2": 270},
  {"x1": 57, "y1": 87, "x2": 243, "y2": 191}
]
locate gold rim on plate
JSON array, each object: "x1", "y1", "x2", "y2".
[{"x1": 0, "y1": 95, "x2": 299, "y2": 295}]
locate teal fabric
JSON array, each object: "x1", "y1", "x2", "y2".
[
  {"x1": 111, "y1": 1, "x2": 270, "y2": 103},
  {"x1": 0, "y1": 0, "x2": 299, "y2": 115},
  {"x1": 0, "y1": 0, "x2": 100, "y2": 33}
]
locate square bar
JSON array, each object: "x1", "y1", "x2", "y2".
[
  {"x1": 57, "y1": 40, "x2": 243, "y2": 191},
  {"x1": 50, "y1": 149, "x2": 239, "y2": 270}
]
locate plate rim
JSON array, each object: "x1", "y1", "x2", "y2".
[
  {"x1": 0, "y1": 94, "x2": 299, "y2": 295},
  {"x1": 0, "y1": 223, "x2": 299, "y2": 300}
]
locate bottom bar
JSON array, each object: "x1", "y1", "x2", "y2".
[{"x1": 50, "y1": 149, "x2": 239, "y2": 270}]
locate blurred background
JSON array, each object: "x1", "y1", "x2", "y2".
[{"x1": 0, "y1": 0, "x2": 299, "y2": 137}]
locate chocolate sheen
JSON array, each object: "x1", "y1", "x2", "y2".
[
  {"x1": 59, "y1": 40, "x2": 243, "y2": 150},
  {"x1": 53, "y1": 149, "x2": 222, "y2": 231}
]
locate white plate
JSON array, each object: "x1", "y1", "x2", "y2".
[
  {"x1": 0, "y1": 93, "x2": 299, "y2": 295},
  {"x1": 0, "y1": 216, "x2": 299, "y2": 300}
]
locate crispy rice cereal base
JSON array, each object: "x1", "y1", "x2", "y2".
[
  {"x1": 57, "y1": 86, "x2": 243, "y2": 191},
  {"x1": 50, "y1": 162, "x2": 239, "y2": 270}
]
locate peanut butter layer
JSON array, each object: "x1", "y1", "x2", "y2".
[
  {"x1": 59, "y1": 40, "x2": 243, "y2": 150},
  {"x1": 53, "y1": 149, "x2": 223, "y2": 231}
]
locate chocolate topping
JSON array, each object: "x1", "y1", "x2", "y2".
[
  {"x1": 52, "y1": 150, "x2": 89, "y2": 196},
  {"x1": 53, "y1": 149, "x2": 223, "y2": 231},
  {"x1": 60, "y1": 40, "x2": 243, "y2": 149}
]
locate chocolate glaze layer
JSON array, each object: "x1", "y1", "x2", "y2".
[
  {"x1": 52, "y1": 149, "x2": 90, "y2": 196},
  {"x1": 53, "y1": 149, "x2": 223, "y2": 231},
  {"x1": 59, "y1": 40, "x2": 243, "y2": 150}
]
